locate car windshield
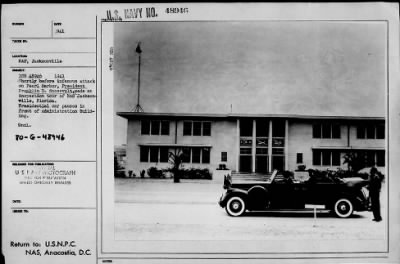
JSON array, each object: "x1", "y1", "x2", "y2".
[{"x1": 267, "y1": 170, "x2": 278, "y2": 183}]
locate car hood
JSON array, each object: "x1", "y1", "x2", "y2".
[{"x1": 341, "y1": 177, "x2": 369, "y2": 187}]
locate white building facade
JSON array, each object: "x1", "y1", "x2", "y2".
[{"x1": 117, "y1": 112, "x2": 385, "y2": 178}]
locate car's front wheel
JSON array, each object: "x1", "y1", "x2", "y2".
[
  {"x1": 226, "y1": 196, "x2": 246, "y2": 217},
  {"x1": 333, "y1": 198, "x2": 354, "y2": 218}
]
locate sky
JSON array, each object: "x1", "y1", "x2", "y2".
[{"x1": 114, "y1": 21, "x2": 386, "y2": 145}]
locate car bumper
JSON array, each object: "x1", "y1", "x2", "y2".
[
  {"x1": 218, "y1": 192, "x2": 228, "y2": 208},
  {"x1": 354, "y1": 196, "x2": 370, "y2": 212}
]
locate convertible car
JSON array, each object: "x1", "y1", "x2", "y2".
[{"x1": 218, "y1": 170, "x2": 370, "y2": 218}]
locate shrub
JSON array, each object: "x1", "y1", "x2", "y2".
[
  {"x1": 181, "y1": 168, "x2": 212, "y2": 180},
  {"x1": 147, "y1": 167, "x2": 165, "y2": 178}
]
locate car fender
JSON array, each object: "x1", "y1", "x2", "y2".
[
  {"x1": 247, "y1": 185, "x2": 269, "y2": 210},
  {"x1": 222, "y1": 188, "x2": 249, "y2": 206},
  {"x1": 329, "y1": 191, "x2": 357, "y2": 209}
]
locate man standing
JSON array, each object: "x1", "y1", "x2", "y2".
[{"x1": 369, "y1": 167, "x2": 384, "y2": 222}]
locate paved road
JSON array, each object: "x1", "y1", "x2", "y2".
[{"x1": 114, "y1": 178, "x2": 387, "y2": 251}]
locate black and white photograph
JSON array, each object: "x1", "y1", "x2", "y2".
[
  {"x1": 2, "y1": 3, "x2": 400, "y2": 264},
  {"x1": 112, "y1": 19, "x2": 388, "y2": 253}
]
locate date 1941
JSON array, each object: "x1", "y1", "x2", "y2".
[{"x1": 16, "y1": 134, "x2": 65, "y2": 141}]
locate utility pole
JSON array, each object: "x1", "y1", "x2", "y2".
[{"x1": 133, "y1": 42, "x2": 144, "y2": 112}]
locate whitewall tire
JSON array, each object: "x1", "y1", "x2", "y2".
[
  {"x1": 226, "y1": 196, "x2": 246, "y2": 217},
  {"x1": 334, "y1": 198, "x2": 354, "y2": 218}
]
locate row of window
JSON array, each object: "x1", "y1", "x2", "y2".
[
  {"x1": 181, "y1": 147, "x2": 210, "y2": 163},
  {"x1": 312, "y1": 150, "x2": 385, "y2": 167},
  {"x1": 312, "y1": 122, "x2": 385, "y2": 139},
  {"x1": 240, "y1": 119, "x2": 285, "y2": 138},
  {"x1": 141, "y1": 120, "x2": 170, "y2": 136},
  {"x1": 312, "y1": 150, "x2": 342, "y2": 166},
  {"x1": 312, "y1": 123, "x2": 341, "y2": 139},
  {"x1": 140, "y1": 146, "x2": 211, "y2": 164},
  {"x1": 357, "y1": 123, "x2": 385, "y2": 139},
  {"x1": 140, "y1": 146, "x2": 170, "y2": 163},
  {"x1": 141, "y1": 120, "x2": 384, "y2": 140},
  {"x1": 140, "y1": 147, "x2": 385, "y2": 167},
  {"x1": 183, "y1": 121, "x2": 211, "y2": 136},
  {"x1": 141, "y1": 120, "x2": 212, "y2": 136}
]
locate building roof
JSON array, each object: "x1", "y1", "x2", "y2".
[{"x1": 117, "y1": 112, "x2": 385, "y2": 121}]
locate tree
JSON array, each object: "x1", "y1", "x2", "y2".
[
  {"x1": 168, "y1": 149, "x2": 186, "y2": 183},
  {"x1": 343, "y1": 151, "x2": 368, "y2": 173}
]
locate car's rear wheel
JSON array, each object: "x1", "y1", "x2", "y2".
[
  {"x1": 334, "y1": 198, "x2": 354, "y2": 218},
  {"x1": 226, "y1": 196, "x2": 246, "y2": 217}
]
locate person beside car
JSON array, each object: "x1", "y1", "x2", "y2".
[{"x1": 369, "y1": 167, "x2": 384, "y2": 222}]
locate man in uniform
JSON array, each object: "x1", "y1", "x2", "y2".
[{"x1": 369, "y1": 167, "x2": 384, "y2": 222}]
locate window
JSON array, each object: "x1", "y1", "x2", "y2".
[
  {"x1": 183, "y1": 122, "x2": 192, "y2": 136},
  {"x1": 272, "y1": 120, "x2": 285, "y2": 137},
  {"x1": 183, "y1": 121, "x2": 212, "y2": 136},
  {"x1": 296, "y1": 153, "x2": 303, "y2": 164},
  {"x1": 140, "y1": 146, "x2": 149, "y2": 162},
  {"x1": 346, "y1": 150, "x2": 386, "y2": 168},
  {"x1": 366, "y1": 151, "x2": 375, "y2": 166},
  {"x1": 357, "y1": 122, "x2": 385, "y2": 139},
  {"x1": 332, "y1": 124, "x2": 341, "y2": 139},
  {"x1": 149, "y1": 147, "x2": 159, "y2": 162},
  {"x1": 240, "y1": 119, "x2": 253, "y2": 137},
  {"x1": 177, "y1": 147, "x2": 210, "y2": 164},
  {"x1": 256, "y1": 119, "x2": 269, "y2": 137},
  {"x1": 141, "y1": 120, "x2": 150, "y2": 135},
  {"x1": 332, "y1": 151, "x2": 341, "y2": 166},
  {"x1": 376, "y1": 124, "x2": 385, "y2": 139},
  {"x1": 313, "y1": 123, "x2": 341, "y2": 139},
  {"x1": 221, "y1": 152, "x2": 227, "y2": 162},
  {"x1": 202, "y1": 148, "x2": 210, "y2": 164},
  {"x1": 256, "y1": 148, "x2": 268, "y2": 155},
  {"x1": 151, "y1": 121, "x2": 160, "y2": 135},
  {"x1": 203, "y1": 122, "x2": 211, "y2": 136},
  {"x1": 322, "y1": 123, "x2": 331, "y2": 139},
  {"x1": 366, "y1": 126, "x2": 375, "y2": 139},
  {"x1": 313, "y1": 124, "x2": 321, "y2": 138},
  {"x1": 140, "y1": 146, "x2": 169, "y2": 163},
  {"x1": 159, "y1": 147, "x2": 169, "y2": 163},
  {"x1": 161, "y1": 121, "x2": 169, "y2": 135},
  {"x1": 322, "y1": 151, "x2": 331, "y2": 166},
  {"x1": 313, "y1": 150, "x2": 342, "y2": 166},
  {"x1": 193, "y1": 122, "x2": 202, "y2": 136},
  {"x1": 313, "y1": 150, "x2": 321, "y2": 165},
  {"x1": 141, "y1": 120, "x2": 169, "y2": 135},
  {"x1": 240, "y1": 148, "x2": 252, "y2": 155},
  {"x1": 192, "y1": 148, "x2": 201, "y2": 163},
  {"x1": 272, "y1": 148, "x2": 284, "y2": 155},
  {"x1": 182, "y1": 148, "x2": 191, "y2": 163},
  {"x1": 377, "y1": 150, "x2": 385, "y2": 166},
  {"x1": 357, "y1": 125, "x2": 365, "y2": 139}
]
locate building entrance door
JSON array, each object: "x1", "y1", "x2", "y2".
[
  {"x1": 256, "y1": 156, "x2": 268, "y2": 173},
  {"x1": 272, "y1": 156, "x2": 284, "y2": 172},
  {"x1": 239, "y1": 156, "x2": 252, "y2": 172}
]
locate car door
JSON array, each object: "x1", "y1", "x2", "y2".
[
  {"x1": 304, "y1": 182, "x2": 333, "y2": 206},
  {"x1": 269, "y1": 181, "x2": 304, "y2": 209}
]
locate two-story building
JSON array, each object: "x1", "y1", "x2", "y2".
[{"x1": 117, "y1": 112, "x2": 385, "y2": 179}]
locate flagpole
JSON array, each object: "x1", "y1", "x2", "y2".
[
  {"x1": 137, "y1": 50, "x2": 141, "y2": 106},
  {"x1": 133, "y1": 42, "x2": 144, "y2": 112}
]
